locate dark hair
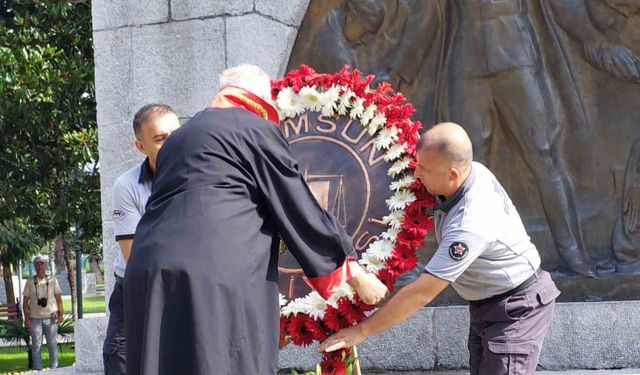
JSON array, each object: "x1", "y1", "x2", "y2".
[{"x1": 132, "y1": 103, "x2": 177, "y2": 138}]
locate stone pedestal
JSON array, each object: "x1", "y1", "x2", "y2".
[
  {"x1": 279, "y1": 302, "x2": 640, "y2": 371},
  {"x1": 74, "y1": 302, "x2": 640, "y2": 373},
  {"x1": 75, "y1": 317, "x2": 107, "y2": 373}
]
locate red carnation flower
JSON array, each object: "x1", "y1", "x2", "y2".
[
  {"x1": 353, "y1": 295, "x2": 376, "y2": 312},
  {"x1": 402, "y1": 213, "x2": 433, "y2": 239},
  {"x1": 396, "y1": 229, "x2": 426, "y2": 247},
  {"x1": 287, "y1": 314, "x2": 324, "y2": 347},
  {"x1": 405, "y1": 199, "x2": 435, "y2": 216},
  {"x1": 388, "y1": 245, "x2": 419, "y2": 272},
  {"x1": 321, "y1": 355, "x2": 347, "y2": 375},
  {"x1": 376, "y1": 268, "x2": 399, "y2": 290},
  {"x1": 279, "y1": 316, "x2": 289, "y2": 348},
  {"x1": 337, "y1": 299, "x2": 366, "y2": 324},
  {"x1": 323, "y1": 305, "x2": 350, "y2": 331}
]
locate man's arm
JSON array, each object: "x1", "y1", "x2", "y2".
[
  {"x1": 117, "y1": 239, "x2": 133, "y2": 262},
  {"x1": 54, "y1": 293, "x2": 64, "y2": 322},
  {"x1": 318, "y1": 273, "x2": 449, "y2": 352},
  {"x1": 22, "y1": 296, "x2": 31, "y2": 328},
  {"x1": 52, "y1": 278, "x2": 64, "y2": 322},
  {"x1": 113, "y1": 179, "x2": 142, "y2": 263}
]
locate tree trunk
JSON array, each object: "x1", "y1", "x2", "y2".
[
  {"x1": 90, "y1": 256, "x2": 103, "y2": 284},
  {"x1": 1, "y1": 247, "x2": 17, "y2": 304},
  {"x1": 54, "y1": 236, "x2": 66, "y2": 273},
  {"x1": 48, "y1": 240, "x2": 56, "y2": 275},
  {"x1": 61, "y1": 234, "x2": 77, "y2": 319}
]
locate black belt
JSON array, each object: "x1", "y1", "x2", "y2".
[{"x1": 469, "y1": 268, "x2": 542, "y2": 307}]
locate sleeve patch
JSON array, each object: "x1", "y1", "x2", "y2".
[{"x1": 449, "y1": 242, "x2": 469, "y2": 261}]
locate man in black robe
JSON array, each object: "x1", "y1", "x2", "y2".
[{"x1": 124, "y1": 64, "x2": 388, "y2": 375}]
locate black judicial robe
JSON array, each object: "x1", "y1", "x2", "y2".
[{"x1": 124, "y1": 107, "x2": 356, "y2": 375}]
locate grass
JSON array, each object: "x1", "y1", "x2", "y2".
[
  {"x1": 62, "y1": 295, "x2": 105, "y2": 314},
  {"x1": 0, "y1": 343, "x2": 75, "y2": 374}
]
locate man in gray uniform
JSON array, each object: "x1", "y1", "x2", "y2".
[
  {"x1": 320, "y1": 122, "x2": 561, "y2": 375},
  {"x1": 102, "y1": 104, "x2": 180, "y2": 374}
]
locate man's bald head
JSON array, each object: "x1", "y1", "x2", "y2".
[{"x1": 418, "y1": 122, "x2": 473, "y2": 171}]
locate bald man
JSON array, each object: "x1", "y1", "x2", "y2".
[{"x1": 320, "y1": 123, "x2": 561, "y2": 375}]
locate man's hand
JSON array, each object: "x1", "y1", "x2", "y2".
[
  {"x1": 318, "y1": 325, "x2": 367, "y2": 353},
  {"x1": 58, "y1": 312, "x2": 64, "y2": 324},
  {"x1": 24, "y1": 318, "x2": 31, "y2": 329},
  {"x1": 347, "y1": 272, "x2": 388, "y2": 305}
]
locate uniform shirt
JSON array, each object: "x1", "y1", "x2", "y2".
[
  {"x1": 112, "y1": 159, "x2": 153, "y2": 278},
  {"x1": 425, "y1": 162, "x2": 541, "y2": 301},
  {"x1": 22, "y1": 275, "x2": 62, "y2": 319}
]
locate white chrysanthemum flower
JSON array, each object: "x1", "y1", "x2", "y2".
[
  {"x1": 383, "y1": 210, "x2": 405, "y2": 229},
  {"x1": 319, "y1": 86, "x2": 340, "y2": 117},
  {"x1": 275, "y1": 87, "x2": 294, "y2": 109},
  {"x1": 369, "y1": 112, "x2": 386, "y2": 129},
  {"x1": 366, "y1": 239, "x2": 394, "y2": 260},
  {"x1": 384, "y1": 143, "x2": 406, "y2": 161},
  {"x1": 281, "y1": 299, "x2": 306, "y2": 317},
  {"x1": 279, "y1": 293, "x2": 287, "y2": 307},
  {"x1": 276, "y1": 87, "x2": 305, "y2": 119},
  {"x1": 350, "y1": 98, "x2": 365, "y2": 119},
  {"x1": 387, "y1": 189, "x2": 416, "y2": 210},
  {"x1": 340, "y1": 87, "x2": 355, "y2": 102},
  {"x1": 337, "y1": 88, "x2": 354, "y2": 115},
  {"x1": 360, "y1": 253, "x2": 387, "y2": 273},
  {"x1": 327, "y1": 282, "x2": 355, "y2": 305},
  {"x1": 324, "y1": 86, "x2": 340, "y2": 103},
  {"x1": 388, "y1": 157, "x2": 412, "y2": 177},
  {"x1": 390, "y1": 174, "x2": 416, "y2": 191},
  {"x1": 299, "y1": 86, "x2": 324, "y2": 112},
  {"x1": 374, "y1": 127, "x2": 399, "y2": 150},
  {"x1": 381, "y1": 227, "x2": 400, "y2": 242},
  {"x1": 337, "y1": 102, "x2": 349, "y2": 116},
  {"x1": 367, "y1": 113, "x2": 387, "y2": 136},
  {"x1": 320, "y1": 102, "x2": 335, "y2": 117},
  {"x1": 303, "y1": 291, "x2": 328, "y2": 320},
  {"x1": 360, "y1": 104, "x2": 376, "y2": 127}
]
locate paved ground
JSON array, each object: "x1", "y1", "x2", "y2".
[{"x1": 21, "y1": 367, "x2": 640, "y2": 374}]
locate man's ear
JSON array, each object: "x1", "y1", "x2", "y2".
[
  {"x1": 449, "y1": 167, "x2": 460, "y2": 181},
  {"x1": 135, "y1": 139, "x2": 145, "y2": 154}
]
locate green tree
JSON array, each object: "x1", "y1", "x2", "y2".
[
  {"x1": 0, "y1": 0, "x2": 99, "y2": 317},
  {"x1": 0, "y1": 219, "x2": 44, "y2": 304}
]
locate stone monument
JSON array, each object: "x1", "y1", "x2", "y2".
[{"x1": 87, "y1": 0, "x2": 640, "y2": 373}]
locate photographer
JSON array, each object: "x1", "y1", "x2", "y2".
[{"x1": 22, "y1": 255, "x2": 64, "y2": 370}]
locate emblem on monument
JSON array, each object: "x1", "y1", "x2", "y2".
[{"x1": 278, "y1": 113, "x2": 393, "y2": 299}]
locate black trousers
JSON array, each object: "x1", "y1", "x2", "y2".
[{"x1": 103, "y1": 275, "x2": 126, "y2": 375}]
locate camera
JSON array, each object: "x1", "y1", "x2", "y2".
[{"x1": 37, "y1": 297, "x2": 48, "y2": 307}]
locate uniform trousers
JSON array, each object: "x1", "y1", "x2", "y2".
[{"x1": 468, "y1": 269, "x2": 560, "y2": 375}]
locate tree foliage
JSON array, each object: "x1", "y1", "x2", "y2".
[{"x1": 0, "y1": 0, "x2": 100, "y2": 257}]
